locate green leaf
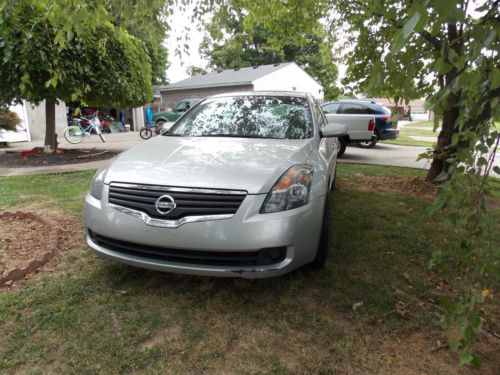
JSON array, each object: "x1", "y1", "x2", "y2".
[
  {"x1": 477, "y1": 157, "x2": 488, "y2": 166},
  {"x1": 434, "y1": 171, "x2": 448, "y2": 182},
  {"x1": 493, "y1": 166, "x2": 500, "y2": 174},
  {"x1": 54, "y1": 31, "x2": 65, "y2": 48},
  {"x1": 449, "y1": 338, "x2": 459, "y2": 352},
  {"x1": 403, "y1": 12, "x2": 421, "y2": 39},
  {"x1": 460, "y1": 351, "x2": 473, "y2": 365}
]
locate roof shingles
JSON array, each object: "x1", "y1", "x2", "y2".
[{"x1": 157, "y1": 63, "x2": 293, "y2": 92}]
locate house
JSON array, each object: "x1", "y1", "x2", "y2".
[
  {"x1": 1, "y1": 100, "x2": 145, "y2": 143},
  {"x1": 367, "y1": 98, "x2": 432, "y2": 121},
  {"x1": 155, "y1": 62, "x2": 324, "y2": 110}
]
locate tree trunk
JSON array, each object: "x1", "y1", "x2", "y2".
[
  {"x1": 44, "y1": 99, "x2": 57, "y2": 153},
  {"x1": 426, "y1": 22, "x2": 461, "y2": 182},
  {"x1": 426, "y1": 98, "x2": 459, "y2": 181}
]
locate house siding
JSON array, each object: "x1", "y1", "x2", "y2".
[{"x1": 252, "y1": 64, "x2": 323, "y2": 100}]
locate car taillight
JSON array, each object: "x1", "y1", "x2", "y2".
[
  {"x1": 381, "y1": 116, "x2": 390, "y2": 121},
  {"x1": 368, "y1": 119, "x2": 375, "y2": 131}
]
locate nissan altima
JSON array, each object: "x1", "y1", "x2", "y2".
[{"x1": 84, "y1": 92, "x2": 347, "y2": 278}]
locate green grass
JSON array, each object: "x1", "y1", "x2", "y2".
[
  {"x1": 405, "y1": 121, "x2": 436, "y2": 128},
  {"x1": 0, "y1": 165, "x2": 498, "y2": 374},
  {"x1": 0, "y1": 171, "x2": 94, "y2": 214},
  {"x1": 382, "y1": 122, "x2": 437, "y2": 147}
]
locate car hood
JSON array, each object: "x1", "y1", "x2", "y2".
[{"x1": 104, "y1": 136, "x2": 314, "y2": 194}]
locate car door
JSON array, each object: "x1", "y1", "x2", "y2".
[{"x1": 325, "y1": 103, "x2": 375, "y2": 141}]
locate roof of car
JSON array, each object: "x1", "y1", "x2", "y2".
[{"x1": 322, "y1": 99, "x2": 384, "y2": 106}]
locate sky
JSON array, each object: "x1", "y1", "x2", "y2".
[
  {"x1": 164, "y1": 5, "x2": 347, "y2": 87},
  {"x1": 165, "y1": 6, "x2": 208, "y2": 84}
]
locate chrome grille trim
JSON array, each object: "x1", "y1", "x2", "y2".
[
  {"x1": 109, "y1": 204, "x2": 233, "y2": 228},
  {"x1": 107, "y1": 182, "x2": 247, "y2": 222},
  {"x1": 109, "y1": 182, "x2": 247, "y2": 196}
]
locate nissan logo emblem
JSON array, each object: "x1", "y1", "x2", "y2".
[{"x1": 155, "y1": 195, "x2": 176, "y2": 215}]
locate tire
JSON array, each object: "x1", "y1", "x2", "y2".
[
  {"x1": 331, "y1": 167, "x2": 337, "y2": 191},
  {"x1": 337, "y1": 137, "x2": 347, "y2": 158},
  {"x1": 310, "y1": 194, "x2": 332, "y2": 268},
  {"x1": 140, "y1": 127, "x2": 153, "y2": 140},
  {"x1": 64, "y1": 126, "x2": 84, "y2": 144},
  {"x1": 357, "y1": 131, "x2": 379, "y2": 149}
]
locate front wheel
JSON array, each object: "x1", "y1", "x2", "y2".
[
  {"x1": 64, "y1": 126, "x2": 84, "y2": 144},
  {"x1": 358, "y1": 131, "x2": 379, "y2": 149},
  {"x1": 310, "y1": 194, "x2": 332, "y2": 269},
  {"x1": 337, "y1": 137, "x2": 347, "y2": 158},
  {"x1": 140, "y1": 127, "x2": 153, "y2": 140}
]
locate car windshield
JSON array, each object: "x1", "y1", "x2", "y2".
[{"x1": 165, "y1": 95, "x2": 313, "y2": 139}]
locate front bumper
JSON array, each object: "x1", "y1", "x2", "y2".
[{"x1": 84, "y1": 186, "x2": 325, "y2": 279}]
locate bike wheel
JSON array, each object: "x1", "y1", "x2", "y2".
[
  {"x1": 140, "y1": 127, "x2": 153, "y2": 140},
  {"x1": 64, "y1": 126, "x2": 84, "y2": 144}
]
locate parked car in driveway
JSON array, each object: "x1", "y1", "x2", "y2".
[
  {"x1": 322, "y1": 100, "x2": 399, "y2": 148},
  {"x1": 84, "y1": 91, "x2": 348, "y2": 278},
  {"x1": 152, "y1": 99, "x2": 201, "y2": 126}
]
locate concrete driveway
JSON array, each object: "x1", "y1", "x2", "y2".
[{"x1": 339, "y1": 143, "x2": 432, "y2": 170}]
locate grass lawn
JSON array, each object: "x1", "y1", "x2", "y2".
[
  {"x1": 0, "y1": 165, "x2": 499, "y2": 374},
  {"x1": 382, "y1": 121, "x2": 437, "y2": 147}
]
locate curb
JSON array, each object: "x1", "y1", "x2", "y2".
[
  {"x1": 0, "y1": 159, "x2": 109, "y2": 177},
  {"x1": 0, "y1": 211, "x2": 59, "y2": 286}
]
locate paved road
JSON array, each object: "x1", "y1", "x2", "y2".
[
  {"x1": 1, "y1": 133, "x2": 498, "y2": 177},
  {"x1": 339, "y1": 143, "x2": 432, "y2": 170}
]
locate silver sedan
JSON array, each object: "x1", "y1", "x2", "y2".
[{"x1": 84, "y1": 92, "x2": 347, "y2": 278}]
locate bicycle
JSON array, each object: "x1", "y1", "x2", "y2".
[
  {"x1": 63, "y1": 112, "x2": 106, "y2": 144},
  {"x1": 139, "y1": 122, "x2": 164, "y2": 140}
]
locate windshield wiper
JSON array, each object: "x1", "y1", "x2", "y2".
[{"x1": 203, "y1": 134, "x2": 267, "y2": 138}]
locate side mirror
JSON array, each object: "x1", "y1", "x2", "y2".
[{"x1": 321, "y1": 123, "x2": 348, "y2": 138}]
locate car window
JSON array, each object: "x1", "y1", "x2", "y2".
[
  {"x1": 341, "y1": 103, "x2": 369, "y2": 114},
  {"x1": 167, "y1": 96, "x2": 313, "y2": 139},
  {"x1": 312, "y1": 101, "x2": 326, "y2": 128},
  {"x1": 322, "y1": 103, "x2": 340, "y2": 114},
  {"x1": 174, "y1": 101, "x2": 189, "y2": 112},
  {"x1": 381, "y1": 106, "x2": 392, "y2": 115}
]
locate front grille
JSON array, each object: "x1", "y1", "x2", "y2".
[
  {"x1": 108, "y1": 183, "x2": 246, "y2": 220},
  {"x1": 89, "y1": 231, "x2": 286, "y2": 267}
]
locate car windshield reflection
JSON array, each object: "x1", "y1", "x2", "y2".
[{"x1": 165, "y1": 95, "x2": 312, "y2": 139}]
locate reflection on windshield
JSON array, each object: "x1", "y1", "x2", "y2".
[{"x1": 165, "y1": 96, "x2": 312, "y2": 139}]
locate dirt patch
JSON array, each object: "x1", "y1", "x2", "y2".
[
  {"x1": 0, "y1": 215, "x2": 50, "y2": 272},
  {"x1": 340, "y1": 174, "x2": 437, "y2": 197},
  {"x1": 0, "y1": 148, "x2": 120, "y2": 168},
  {"x1": 0, "y1": 211, "x2": 59, "y2": 286},
  {"x1": 0, "y1": 210, "x2": 81, "y2": 291},
  {"x1": 139, "y1": 324, "x2": 182, "y2": 351}
]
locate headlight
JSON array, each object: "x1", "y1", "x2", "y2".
[
  {"x1": 89, "y1": 168, "x2": 106, "y2": 200},
  {"x1": 260, "y1": 165, "x2": 314, "y2": 213}
]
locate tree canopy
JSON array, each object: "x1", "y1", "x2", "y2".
[
  {"x1": 0, "y1": 0, "x2": 169, "y2": 149},
  {"x1": 199, "y1": 0, "x2": 339, "y2": 99},
  {"x1": 225, "y1": 0, "x2": 499, "y2": 182}
]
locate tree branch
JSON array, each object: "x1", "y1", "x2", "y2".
[{"x1": 419, "y1": 30, "x2": 442, "y2": 52}]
